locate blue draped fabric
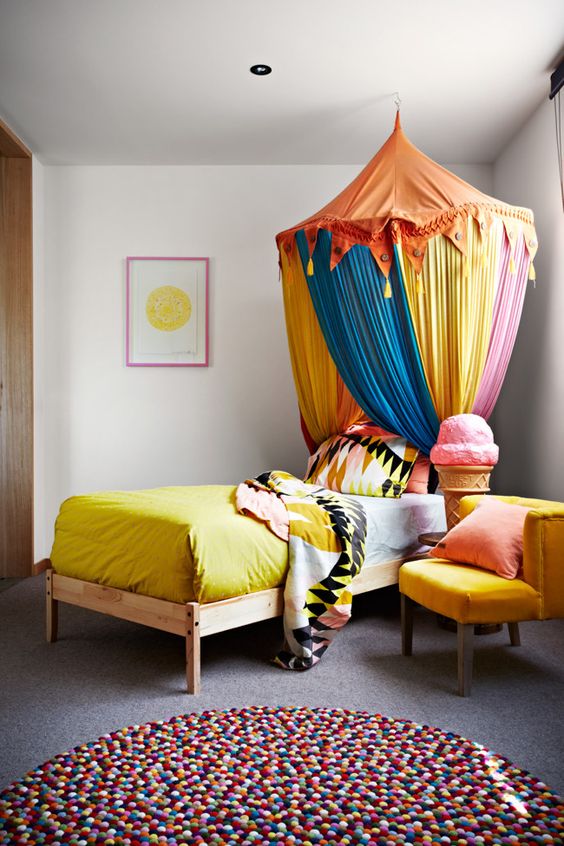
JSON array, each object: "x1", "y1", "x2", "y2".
[{"x1": 296, "y1": 229, "x2": 439, "y2": 453}]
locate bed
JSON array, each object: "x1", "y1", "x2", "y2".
[{"x1": 37, "y1": 485, "x2": 446, "y2": 693}]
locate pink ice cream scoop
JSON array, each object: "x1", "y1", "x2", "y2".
[{"x1": 430, "y1": 414, "x2": 499, "y2": 466}]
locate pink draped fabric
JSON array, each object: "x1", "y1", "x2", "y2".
[
  {"x1": 472, "y1": 234, "x2": 530, "y2": 419},
  {"x1": 235, "y1": 482, "x2": 289, "y2": 541}
]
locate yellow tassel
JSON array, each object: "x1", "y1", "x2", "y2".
[
  {"x1": 307, "y1": 257, "x2": 314, "y2": 276},
  {"x1": 416, "y1": 273, "x2": 424, "y2": 295},
  {"x1": 463, "y1": 258, "x2": 469, "y2": 278},
  {"x1": 509, "y1": 255, "x2": 516, "y2": 274},
  {"x1": 384, "y1": 278, "x2": 392, "y2": 299},
  {"x1": 528, "y1": 261, "x2": 536, "y2": 281},
  {"x1": 481, "y1": 249, "x2": 487, "y2": 269}
]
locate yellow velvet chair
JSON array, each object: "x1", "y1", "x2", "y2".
[{"x1": 399, "y1": 495, "x2": 564, "y2": 696}]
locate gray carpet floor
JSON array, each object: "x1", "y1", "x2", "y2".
[{"x1": 1, "y1": 575, "x2": 563, "y2": 796}]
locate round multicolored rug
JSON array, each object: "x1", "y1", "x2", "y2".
[{"x1": 1, "y1": 707, "x2": 562, "y2": 845}]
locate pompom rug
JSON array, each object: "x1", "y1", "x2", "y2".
[{"x1": 1, "y1": 706, "x2": 562, "y2": 845}]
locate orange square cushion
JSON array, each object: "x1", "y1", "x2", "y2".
[{"x1": 431, "y1": 497, "x2": 530, "y2": 579}]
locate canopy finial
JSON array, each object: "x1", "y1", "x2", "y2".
[{"x1": 393, "y1": 92, "x2": 402, "y2": 129}]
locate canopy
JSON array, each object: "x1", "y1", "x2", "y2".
[{"x1": 276, "y1": 114, "x2": 538, "y2": 454}]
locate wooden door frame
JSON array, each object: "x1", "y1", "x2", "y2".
[{"x1": 0, "y1": 118, "x2": 33, "y2": 577}]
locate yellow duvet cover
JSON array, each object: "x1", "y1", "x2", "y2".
[{"x1": 50, "y1": 486, "x2": 288, "y2": 604}]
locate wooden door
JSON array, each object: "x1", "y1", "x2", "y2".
[{"x1": 0, "y1": 119, "x2": 33, "y2": 577}]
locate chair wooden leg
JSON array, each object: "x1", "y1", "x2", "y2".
[
  {"x1": 508, "y1": 622, "x2": 521, "y2": 647},
  {"x1": 401, "y1": 594, "x2": 413, "y2": 656},
  {"x1": 186, "y1": 602, "x2": 201, "y2": 694},
  {"x1": 46, "y1": 569, "x2": 58, "y2": 643},
  {"x1": 457, "y1": 622, "x2": 474, "y2": 697}
]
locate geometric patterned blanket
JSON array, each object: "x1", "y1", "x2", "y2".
[{"x1": 246, "y1": 471, "x2": 367, "y2": 670}]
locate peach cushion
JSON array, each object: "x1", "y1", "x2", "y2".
[{"x1": 431, "y1": 497, "x2": 530, "y2": 579}]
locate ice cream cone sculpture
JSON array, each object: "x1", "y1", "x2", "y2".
[
  {"x1": 430, "y1": 415, "x2": 499, "y2": 531},
  {"x1": 434, "y1": 465, "x2": 493, "y2": 530}
]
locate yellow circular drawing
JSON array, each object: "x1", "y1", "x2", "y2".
[{"x1": 146, "y1": 285, "x2": 192, "y2": 332}]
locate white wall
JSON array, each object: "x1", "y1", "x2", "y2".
[
  {"x1": 34, "y1": 161, "x2": 492, "y2": 558},
  {"x1": 491, "y1": 99, "x2": 564, "y2": 499}
]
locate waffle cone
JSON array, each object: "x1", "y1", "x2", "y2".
[{"x1": 434, "y1": 464, "x2": 493, "y2": 530}]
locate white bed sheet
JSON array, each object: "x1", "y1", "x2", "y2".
[{"x1": 351, "y1": 492, "x2": 446, "y2": 567}]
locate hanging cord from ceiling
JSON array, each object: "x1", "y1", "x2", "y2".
[
  {"x1": 549, "y1": 59, "x2": 564, "y2": 213},
  {"x1": 554, "y1": 91, "x2": 563, "y2": 213}
]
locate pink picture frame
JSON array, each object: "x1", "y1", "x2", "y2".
[{"x1": 126, "y1": 256, "x2": 209, "y2": 367}]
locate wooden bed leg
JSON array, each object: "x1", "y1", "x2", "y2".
[
  {"x1": 46, "y1": 569, "x2": 58, "y2": 643},
  {"x1": 186, "y1": 602, "x2": 201, "y2": 694},
  {"x1": 401, "y1": 593, "x2": 413, "y2": 656}
]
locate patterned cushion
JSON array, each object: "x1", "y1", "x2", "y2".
[
  {"x1": 343, "y1": 421, "x2": 429, "y2": 494},
  {"x1": 305, "y1": 432, "x2": 419, "y2": 497}
]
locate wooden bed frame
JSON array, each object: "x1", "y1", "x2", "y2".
[{"x1": 35, "y1": 557, "x2": 405, "y2": 694}]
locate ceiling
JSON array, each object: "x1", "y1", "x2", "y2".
[{"x1": 0, "y1": 0, "x2": 562, "y2": 166}]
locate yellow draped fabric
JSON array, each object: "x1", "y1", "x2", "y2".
[
  {"x1": 280, "y1": 246, "x2": 366, "y2": 447},
  {"x1": 397, "y1": 218, "x2": 500, "y2": 421}
]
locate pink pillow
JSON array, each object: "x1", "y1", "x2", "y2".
[
  {"x1": 405, "y1": 456, "x2": 431, "y2": 494},
  {"x1": 431, "y1": 497, "x2": 530, "y2": 579}
]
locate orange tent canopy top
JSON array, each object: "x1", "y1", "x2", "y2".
[{"x1": 276, "y1": 113, "x2": 537, "y2": 277}]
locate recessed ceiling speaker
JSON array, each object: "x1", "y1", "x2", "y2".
[{"x1": 250, "y1": 64, "x2": 272, "y2": 76}]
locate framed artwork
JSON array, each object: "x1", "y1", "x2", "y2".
[{"x1": 126, "y1": 256, "x2": 209, "y2": 367}]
